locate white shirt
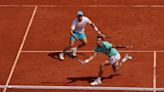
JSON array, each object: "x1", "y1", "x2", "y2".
[{"x1": 71, "y1": 16, "x2": 92, "y2": 33}]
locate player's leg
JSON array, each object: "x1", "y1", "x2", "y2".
[
  {"x1": 78, "y1": 37, "x2": 88, "y2": 48},
  {"x1": 112, "y1": 61, "x2": 120, "y2": 72},
  {"x1": 110, "y1": 53, "x2": 121, "y2": 72},
  {"x1": 112, "y1": 53, "x2": 133, "y2": 72},
  {"x1": 59, "y1": 34, "x2": 77, "y2": 60},
  {"x1": 63, "y1": 40, "x2": 76, "y2": 54},
  {"x1": 90, "y1": 60, "x2": 110, "y2": 86},
  {"x1": 98, "y1": 61, "x2": 110, "y2": 78},
  {"x1": 112, "y1": 57, "x2": 129, "y2": 73},
  {"x1": 71, "y1": 32, "x2": 87, "y2": 57}
]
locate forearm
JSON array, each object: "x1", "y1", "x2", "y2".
[
  {"x1": 91, "y1": 24, "x2": 106, "y2": 38},
  {"x1": 91, "y1": 23, "x2": 101, "y2": 34},
  {"x1": 115, "y1": 45, "x2": 132, "y2": 48},
  {"x1": 70, "y1": 30, "x2": 77, "y2": 40},
  {"x1": 88, "y1": 53, "x2": 97, "y2": 61},
  {"x1": 84, "y1": 52, "x2": 97, "y2": 63}
]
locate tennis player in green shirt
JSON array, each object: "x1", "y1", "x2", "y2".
[{"x1": 79, "y1": 36, "x2": 132, "y2": 86}]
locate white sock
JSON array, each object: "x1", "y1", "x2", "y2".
[
  {"x1": 71, "y1": 46, "x2": 77, "y2": 51},
  {"x1": 97, "y1": 77, "x2": 101, "y2": 81}
]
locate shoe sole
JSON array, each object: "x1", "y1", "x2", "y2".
[{"x1": 90, "y1": 83, "x2": 102, "y2": 86}]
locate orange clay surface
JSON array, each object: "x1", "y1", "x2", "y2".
[{"x1": 0, "y1": 1, "x2": 164, "y2": 92}]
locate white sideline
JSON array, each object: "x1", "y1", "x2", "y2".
[
  {"x1": 21, "y1": 50, "x2": 164, "y2": 53},
  {"x1": 0, "y1": 85, "x2": 164, "y2": 91},
  {"x1": 0, "y1": 85, "x2": 157, "y2": 91},
  {"x1": 153, "y1": 52, "x2": 157, "y2": 92},
  {"x1": 0, "y1": 5, "x2": 164, "y2": 7}
]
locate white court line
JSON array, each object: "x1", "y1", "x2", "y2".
[
  {"x1": 0, "y1": 85, "x2": 155, "y2": 91},
  {"x1": 153, "y1": 52, "x2": 157, "y2": 92},
  {"x1": 0, "y1": 4, "x2": 164, "y2": 7},
  {"x1": 0, "y1": 85, "x2": 164, "y2": 92},
  {"x1": 2, "y1": 6, "x2": 38, "y2": 92},
  {"x1": 0, "y1": 5, "x2": 36, "y2": 7},
  {"x1": 1, "y1": 85, "x2": 164, "y2": 91},
  {"x1": 21, "y1": 50, "x2": 164, "y2": 53}
]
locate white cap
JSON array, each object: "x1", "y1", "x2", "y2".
[{"x1": 76, "y1": 11, "x2": 84, "y2": 16}]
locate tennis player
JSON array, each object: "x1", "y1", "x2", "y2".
[
  {"x1": 79, "y1": 36, "x2": 132, "y2": 86},
  {"x1": 59, "y1": 10, "x2": 106, "y2": 60}
]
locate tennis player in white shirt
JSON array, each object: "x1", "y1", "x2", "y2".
[{"x1": 59, "y1": 10, "x2": 106, "y2": 60}]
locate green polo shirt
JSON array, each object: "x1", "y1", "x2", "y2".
[{"x1": 95, "y1": 41, "x2": 119, "y2": 56}]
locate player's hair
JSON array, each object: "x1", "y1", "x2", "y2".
[{"x1": 97, "y1": 36, "x2": 104, "y2": 40}]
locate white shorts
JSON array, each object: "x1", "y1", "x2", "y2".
[{"x1": 109, "y1": 53, "x2": 121, "y2": 65}]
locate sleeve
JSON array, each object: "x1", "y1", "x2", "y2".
[
  {"x1": 103, "y1": 42, "x2": 112, "y2": 49},
  {"x1": 95, "y1": 46, "x2": 100, "y2": 52},
  {"x1": 71, "y1": 19, "x2": 76, "y2": 30},
  {"x1": 86, "y1": 17, "x2": 92, "y2": 24}
]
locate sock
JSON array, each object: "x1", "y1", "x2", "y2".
[{"x1": 97, "y1": 77, "x2": 101, "y2": 81}]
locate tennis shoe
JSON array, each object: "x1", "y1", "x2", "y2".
[
  {"x1": 122, "y1": 54, "x2": 132, "y2": 62},
  {"x1": 90, "y1": 79, "x2": 102, "y2": 86},
  {"x1": 71, "y1": 47, "x2": 77, "y2": 57},
  {"x1": 59, "y1": 52, "x2": 64, "y2": 60}
]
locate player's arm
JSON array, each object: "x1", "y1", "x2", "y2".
[
  {"x1": 71, "y1": 23, "x2": 79, "y2": 41},
  {"x1": 82, "y1": 51, "x2": 98, "y2": 64},
  {"x1": 112, "y1": 44, "x2": 132, "y2": 49},
  {"x1": 90, "y1": 23, "x2": 106, "y2": 37},
  {"x1": 70, "y1": 29, "x2": 79, "y2": 41}
]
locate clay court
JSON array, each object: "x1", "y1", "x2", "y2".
[{"x1": 0, "y1": 0, "x2": 164, "y2": 92}]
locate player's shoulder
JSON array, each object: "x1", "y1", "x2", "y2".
[
  {"x1": 83, "y1": 16, "x2": 91, "y2": 20},
  {"x1": 73, "y1": 17, "x2": 78, "y2": 21},
  {"x1": 83, "y1": 16, "x2": 89, "y2": 19},
  {"x1": 103, "y1": 41, "x2": 112, "y2": 45},
  {"x1": 103, "y1": 41, "x2": 110, "y2": 44},
  {"x1": 72, "y1": 18, "x2": 78, "y2": 23}
]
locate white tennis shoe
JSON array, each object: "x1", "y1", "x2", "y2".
[
  {"x1": 122, "y1": 54, "x2": 132, "y2": 62},
  {"x1": 71, "y1": 47, "x2": 77, "y2": 57},
  {"x1": 59, "y1": 52, "x2": 64, "y2": 60},
  {"x1": 90, "y1": 79, "x2": 102, "y2": 86}
]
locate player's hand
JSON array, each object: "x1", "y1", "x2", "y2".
[
  {"x1": 98, "y1": 31, "x2": 106, "y2": 38},
  {"x1": 78, "y1": 59, "x2": 90, "y2": 64},
  {"x1": 78, "y1": 59, "x2": 85, "y2": 64},
  {"x1": 84, "y1": 59, "x2": 90, "y2": 63},
  {"x1": 75, "y1": 37, "x2": 79, "y2": 41},
  {"x1": 101, "y1": 34, "x2": 106, "y2": 38}
]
